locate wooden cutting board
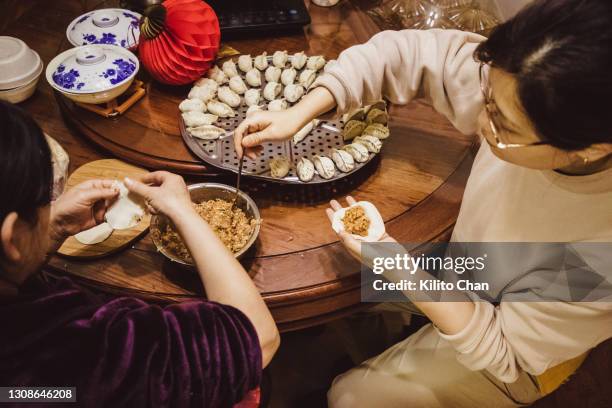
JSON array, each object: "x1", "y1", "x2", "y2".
[{"x1": 57, "y1": 159, "x2": 151, "y2": 258}]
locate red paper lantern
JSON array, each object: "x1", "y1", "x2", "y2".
[{"x1": 138, "y1": 0, "x2": 220, "y2": 85}]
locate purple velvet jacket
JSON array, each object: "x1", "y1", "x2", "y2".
[{"x1": 0, "y1": 275, "x2": 262, "y2": 407}]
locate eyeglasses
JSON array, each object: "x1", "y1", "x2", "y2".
[{"x1": 479, "y1": 63, "x2": 550, "y2": 150}]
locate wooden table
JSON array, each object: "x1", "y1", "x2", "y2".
[{"x1": 5, "y1": 0, "x2": 477, "y2": 332}]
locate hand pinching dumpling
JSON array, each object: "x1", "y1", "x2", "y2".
[
  {"x1": 291, "y1": 51, "x2": 307, "y2": 70},
  {"x1": 263, "y1": 82, "x2": 282, "y2": 101},
  {"x1": 182, "y1": 111, "x2": 218, "y2": 127},
  {"x1": 207, "y1": 65, "x2": 228, "y2": 84},
  {"x1": 269, "y1": 156, "x2": 291, "y2": 178},
  {"x1": 229, "y1": 76, "x2": 248, "y2": 95},
  {"x1": 343, "y1": 143, "x2": 369, "y2": 163},
  {"x1": 188, "y1": 124, "x2": 225, "y2": 140},
  {"x1": 306, "y1": 55, "x2": 326, "y2": 71},
  {"x1": 281, "y1": 68, "x2": 297, "y2": 86},
  {"x1": 331, "y1": 148, "x2": 355, "y2": 172},
  {"x1": 207, "y1": 100, "x2": 236, "y2": 118},
  {"x1": 245, "y1": 69, "x2": 262, "y2": 87},
  {"x1": 296, "y1": 157, "x2": 315, "y2": 182},
  {"x1": 299, "y1": 69, "x2": 316, "y2": 89},
  {"x1": 268, "y1": 99, "x2": 288, "y2": 111},
  {"x1": 179, "y1": 98, "x2": 206, "y2": 113},
  {"x1": 194, "y1": 77, "x2": 218, "y2": 92},
  {"x1": 218, "y1": 86, "x2": 241, "y2": 108},
  {"x1": 222, "y1": 60, "x2": 239, "y2": 78},
  {"x1": 265, "y1": 66, "x2": 281, "y2": 83},
  {"x1": 313, "y1": 155, "x2": 335, "y2": 179},
  {"x1": 188, "y1": 86, "x2": 216, "y2": 102},
  {"x1": 354, "y1": 135, "x2": 382, "y2": 153},
  {"x1": 254, "y1": 52, "x2": 269, "y2": 70},
  {"x1": 283, "y1": 84, "x2": 304, "y2": 103},
  {"x1": 244, "y1": 89, "x2": 261, "y2": 107},
  {"x1": 272, "y1": 50, "x2": 288, "y2": 68},
  {"x1": 238, "y1": 55, "x2": 253, "y2": 73}
]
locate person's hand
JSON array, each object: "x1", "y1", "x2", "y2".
[
  {"x1": 124, "y1": 171, "x2": 192, "y2": 220},
  {"x1": 50, "y1": 179, "x2": 119, "y2": 241},
  {"x1": 234, "y1": 108, "x2": 305, "y2": 159},
  {"x1": 326, "y1": 196, "x2": 396, "y2": 263}
]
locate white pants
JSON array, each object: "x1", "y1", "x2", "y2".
[{"x1": 328, "y1": 321, "x2": 542, "y2": 408}]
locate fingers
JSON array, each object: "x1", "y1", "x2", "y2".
[
  {"x1": 329, "y1": 199, "x2": 342, "y2": 211},
  {"x1": 325, "y1": 208, "x2": 335, "y2": 222},
  {"x1": 245, "y1": 145, "x2": 263, "y2": 160},
  {"x1": 135, "y1": 171, "x2": 172, "y2": 186},
  {"x1": 77, "y1": 187, "x2": 119, "y2": 207},
  {"x1": 74, "y1": 179, "x2": 117, "y2": 191},
  {"x1": 346, "y1": 196, "x2": 357, "y2": 206},
  {"x1": 234, "y1": 119, "x2": 251, "y2": 158},
  {"x1": 124, "y1": 177, "x2": 154, "y2": 199}
]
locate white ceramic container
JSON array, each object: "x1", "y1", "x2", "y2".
[
  {"x1": 46, "y1": 44, "x2": 139, "y2": 104},
  {"x1": 0, "y1": 36, "x2": 43, "y2": 90},
  {"x1": 66, "y1": 8, "x2": 142, "y2": 49}
]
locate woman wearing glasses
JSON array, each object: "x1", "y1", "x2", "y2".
[{"x1": 234, "y1": 0, "x2": 612, "y2": 406}]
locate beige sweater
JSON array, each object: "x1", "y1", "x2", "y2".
[{"x1": 314, "y1": 29, "x2": 612, "y2": 383}]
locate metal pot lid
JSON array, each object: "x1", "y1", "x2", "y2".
[
  {"x1": 48, "y1": 45, "x2": 138, "y2": 93},
  {"x1": 66, "y1": 8, "x2": 142, "y2": 49}
]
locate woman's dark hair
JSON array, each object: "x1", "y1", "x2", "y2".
[
  {"x1": 0, "y1": 101, "x2": 52, "y2": 225},
  {"x1": 475, "y1": 0, "x2": 612, "y2": 150}
]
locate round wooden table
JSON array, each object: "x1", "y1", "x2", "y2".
[{"x1": 7, "y1": 0, "x2": 477, "y2": 331}]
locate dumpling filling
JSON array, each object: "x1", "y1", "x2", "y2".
[{"x1": 341, "y1": 205, "x2": 370, "y2": 237}]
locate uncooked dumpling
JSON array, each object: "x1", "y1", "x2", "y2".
[
  {"x1": 74, "y1": 222, "x2": 113, "y2": 245},
  {"x1": 105, "y1": 181, "x2": 146, "y2": 230},
  {"x1": 331, "y1": 201, "x2": 385, "y2": 242}
]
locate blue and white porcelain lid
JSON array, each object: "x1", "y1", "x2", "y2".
[
  {"x1": 47, "y1": 45, "x2": 139, "y2": 93},
  {"x1": 66, "y1": 8, "x2": 141, "y2": 49}
]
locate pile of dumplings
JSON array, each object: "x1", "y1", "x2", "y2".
[
  {"x1": 272, "y1": 101, "x2": 391, "y2": 182},
  {"x1": 179, "y1": 50, "x2": 328, "y2": 141}
]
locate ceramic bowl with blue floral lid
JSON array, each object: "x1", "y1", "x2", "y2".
[
  {"x1": 66, "y1": 8, "x2": 142, "y2": 49},
  {"x1": 46, "y1": 44, "x2": 139, "y2": 104}
]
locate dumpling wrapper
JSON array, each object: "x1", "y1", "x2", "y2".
[
  {"x1": 105, "y1": 181, "x2": 145, "y2": 230},
  {"x1": 331, "y1": 201, "x2": 385, "y2": 242},
  {"x1": 74, "y1": 222, "x2": 113, "y2": 245}
]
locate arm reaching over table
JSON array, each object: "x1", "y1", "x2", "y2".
[
  {"x1": 234, "y1": 29, "x2": 485, "y2": 158},
  {"x1": 125, "y1": 171, "x2": 280, "y2": 368}
]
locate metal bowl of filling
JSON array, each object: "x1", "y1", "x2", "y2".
[{"x1": 150, "y1": 183, "x2": 261, "y2": 265}]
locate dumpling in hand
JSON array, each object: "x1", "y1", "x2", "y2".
[
  {"x1": 179, "y1": 98, "x2": 206, "y2": 113},
  {"x1": 218, "y1": 86, "x2": 241, "y2": 108},
  {"x1": 238, "y1": 54, "x2": 253, "y2": 73}
]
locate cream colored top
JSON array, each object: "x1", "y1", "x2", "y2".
[{"x1": 314, "y1": 29, "x2": 612, "y2": 383}]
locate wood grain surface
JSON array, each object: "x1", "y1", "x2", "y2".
[
  {"x1": 57, "y1": 159, "x2": 151, "y2": 258},
  {"x1": 7, "y1": 0, "x2": 478, "y2": 331}
]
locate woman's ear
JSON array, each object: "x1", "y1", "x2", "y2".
[{"x1": 1, "y1": 212, "x2": 22, "y2": 263}]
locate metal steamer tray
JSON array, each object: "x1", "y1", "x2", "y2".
[{"x1": 180, "y1": 56, "x2": 377, "y2": 185}]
